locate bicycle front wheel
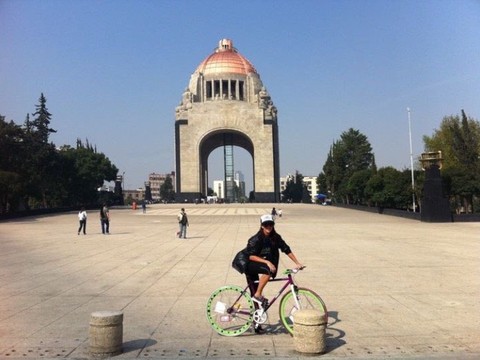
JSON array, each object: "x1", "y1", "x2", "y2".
[
  {"x1": 206, "y1": 285, "x2": 254, "y2": 336},
  {"x1": 279, "y1": 287, "x2": 327, "y2": 335}
]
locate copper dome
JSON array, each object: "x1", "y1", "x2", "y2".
[{"x1": 195, "y1": 39, "x2": 257, "y2": 76}]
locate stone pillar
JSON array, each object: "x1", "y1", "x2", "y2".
[
  {"x1": 293, "y1": 309, "x2": 326, "y2": 354},
  {"x1": 89, "y1": 310, "x2": 123, "y2": 357},
  {"x1": 420, "y1": 151, "x2": 452, "y2": 222}
]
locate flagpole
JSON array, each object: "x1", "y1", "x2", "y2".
[{"x1": 407, "y1": 108, "x2": 416, "y2": 212}]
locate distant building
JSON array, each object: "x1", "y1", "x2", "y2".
[
  {"x1": 123, "y1": 189, "x2": 145, "y2": 203},
  {"x1": 303, "y1": 176, "x2": 319, "y2": 203},
  {"x1": 148, "y1": 172, "x2": 176, "y2": 201},
  {"x1": 279, "y1": 175, "x2": 292, "y2": 194},
  {"x1": 98, "y1": 184, "x2": 115, "y2": 192},
  {"x1": 280, "y1": 174, "x2": 319, "y2": 203},
  {"x1": 235, "y1": 171, "x2": 246, "y2": 198},
  {"x1": 213, "y1": 177, "x2": 245, "y2": 200}
]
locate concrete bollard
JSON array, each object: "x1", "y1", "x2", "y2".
[
  {"x1": 293, "y1": 309, "x2": 327, "y2": 354},
  {"x1": 89, "y1": 310, "x2": 124, "y2": 357}
]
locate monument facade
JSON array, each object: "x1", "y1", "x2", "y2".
[{"x1": 174, "y1": 39, "x2": 280, "y2": 202}]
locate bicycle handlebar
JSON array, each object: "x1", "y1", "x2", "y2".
[{"x1": 284, "y1": 266, "x2": 306, "y2": 275}]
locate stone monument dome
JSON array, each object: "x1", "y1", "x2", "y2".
[
  {"x1": 179, "y1": 38, "x2": 271, "y2": 112},
  {"x1": 174, "y1": 39, "x2": 280, "y2": 203},
  {"x1": 195, "y1": 39, "x2": 257, "y2": 76}
]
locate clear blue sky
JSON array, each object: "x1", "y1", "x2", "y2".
[{"x1": 1, "y1": 0, "x2": 479, "y2": 192}]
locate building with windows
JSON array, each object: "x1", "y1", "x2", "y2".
[
  {"x1": 280, "y1": 174, "x2": 319, "y2": 203},
  {"x1": 212, "y1": 177, "x2": 245, "y2": 200},
  {"x1": 123, "y1": 189, "x2": 145, "y2": 204},
  {"x1": 303, "y1": 176, "x2": 319, "y2": 203},
  {"x1": 148, "y1": 172, "x2": 176, "y2": 201}
]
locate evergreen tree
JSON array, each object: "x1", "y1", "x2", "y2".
[
  {"x1": 31, "y1": 93, "x2": 56, "y2": 144},
  {"x1": 160, "y1": 175, "x2": 175, "y2": 202},
  {"x1": 320, "y1": 128, "x2": 375, "y2": 203},
  {"x1": 281, "y1": 171, "x2": 305, "y2": 203},
  {"x1": 423, "y1": 110, "x2": 480, "y2": 212}
]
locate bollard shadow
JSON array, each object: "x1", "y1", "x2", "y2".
[
  {"x1": 269, "y1": 311, "x2": 347, "y2": 353},
  {"x1": 324, "y1": 311, "x2": 346, "y2": 353},
  {"x1": 122, "y1": 339, "x2": 157, "y2": 354}
]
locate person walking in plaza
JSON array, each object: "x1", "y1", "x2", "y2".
[
  {"x1": 232, "y1": 214, "x2": 303, "y2": 333},
  {"x1": 177, "y1": 208, "x2": 189, "y2": 239},
  {"x1": 271, "y1": 207, "x2": 277, "y2": 220},
  {"x1": 77, "y1": 207, "x2": 87, "y2": 235},
  {"x1": 100, "y1": 203, "x2": 110, "y2": 234}
]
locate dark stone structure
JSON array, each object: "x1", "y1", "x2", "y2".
[{"x1": 420, "y1": 152, "x2": 452, "y2": 222}]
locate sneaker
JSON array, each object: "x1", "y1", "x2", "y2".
[
  {"x1": 252, "y1": 295, "x2": 268, "y2": 308},
  {"x1": 254, "y1": 323, "x2": 266, "y2": 334}
]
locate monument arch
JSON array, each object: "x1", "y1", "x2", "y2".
[{"x1": 174, "y1": 39, "x2": 280, "y2": 202}]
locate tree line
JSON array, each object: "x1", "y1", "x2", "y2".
[
  {"x1": 0, "y1": 94, "x2": 118, "y2": 214},
  {"x1": 2, "y1": 94, "x2": 479, "y2": 214},
  {"x1": 282, "y1": 111, "x2": 480, "y2": 214}
]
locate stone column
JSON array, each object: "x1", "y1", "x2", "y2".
[
  {"x1": 293, "y1": 309, "x2": 326, "y2": 354},
  {"x1": 89, "y1": 310, "x2": 123, "y2": 357}
]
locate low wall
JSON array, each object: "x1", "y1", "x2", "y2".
[
  {"x1": 334, "y1": 203, "x2": 421, "y2": 220},
  {"x1": 334, "y1": 204, "x2": 479, "y2": 222}
]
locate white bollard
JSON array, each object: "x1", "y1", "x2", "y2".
[
  {"x1": 293, "y1": 309, "x2": 326, "y2": 354},
  {"x1": 89, "y1": 310, "x2": 123, "y2": 357}
]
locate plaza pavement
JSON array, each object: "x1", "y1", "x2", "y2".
[{"x1": 0, "y1": 203, "x2": 479, "y2": 360}]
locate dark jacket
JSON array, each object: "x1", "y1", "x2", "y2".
[{"x1": 232, "y1": 231, "x2": 291, "y2": 274}]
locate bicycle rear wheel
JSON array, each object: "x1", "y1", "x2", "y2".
[
  {"x1": 279, "y1": 287, "x2": 327, "y2": 335},
  {"x1": 206, "y1": 285, "x2": 254, "y2": 336}
]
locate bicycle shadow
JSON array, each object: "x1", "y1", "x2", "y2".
[{"x1": 266, "y1": 311, "x2": 346, "y2": 353}]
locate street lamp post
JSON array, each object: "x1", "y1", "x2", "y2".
[{"x1": 407, "y1": 108, "x2": 416, "y2": 212}]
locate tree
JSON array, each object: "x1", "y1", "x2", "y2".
[
  {"x1": 347, "y1": 169, "x2": 373, "y2": 205},
  {"x1": 423, "y1": 110, "x2": 480, "y2": 212},
  {"x1": 1, "y1": 95, "x2": 121, "y2": 212},
  {"x1": 0, "y1": 116, "x2": 26, "y2": 212},
  {"x1": 57, "y1": 142, "x2": 118, "y2": 206},
  {"x1": 320, "y1": 128, "x2": 375, "y2": 203},
  {"x1": 31, "y1": 93, "x2": 56, "y2": 143},
  {"x1": 160, "y1": 175, "x2": 175, "y2": 202},
  {"x1": 282, "y1": 171, "x2": 305, "y2": 203},
  {"x1": 19, "y1": 94, "x2": 60, "y2": 208}
]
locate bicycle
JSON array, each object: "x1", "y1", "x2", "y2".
[{"x1": 206, "y1": 267, "x2": 327, "y2": 336}]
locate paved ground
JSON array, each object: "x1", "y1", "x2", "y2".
[{"x1": 0, "y1": 203, "x2": 479, "y2": 360}]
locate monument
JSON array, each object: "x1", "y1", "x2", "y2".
[
  {"x1": 174, "y1": 39, "x2": 280, "y2": 202},
  {"x1": 420, "y1": 151, "x2": 452, "y2": 222}
]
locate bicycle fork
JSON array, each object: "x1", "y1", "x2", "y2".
[{"x1": 290, "y1": 283, "x2": 301, "y2": 310}]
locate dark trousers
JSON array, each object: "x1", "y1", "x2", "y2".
[
  {"x1": 101, "y1": 219, "x2": 109, "y2": 234},
  {"x1": 245, "y1": 261, "x2": 273, "y2": 296},
  {"x1": 78, "y1": 219, "x2": 86, "y2": 234}
]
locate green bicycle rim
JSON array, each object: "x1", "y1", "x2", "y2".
[
  {"x1": 279, "y1": 287, "x2": 327, "y2": 335},
  {"x1": 206, "y1": 285, "x2": 254, "y2": 336}
]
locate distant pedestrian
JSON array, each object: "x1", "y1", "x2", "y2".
[
  {"x1": 142, "y1": 201, "x2": 146, "y2": 214},
  {"x1": 177, "y1": 208, "x2": 189, "y2": 239},
  {"x1": 271, "y1": 207, "x2": 277, "y2": 220},
  {"x1": 77, "y1": 207, "x2": 87, "y2": 235},
  {"x1": 100, "y1": 203, "x2": 110, "y2": 234},
  {"x1": 278, "y1": 209, "x2": 282, "y2": 218}
]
